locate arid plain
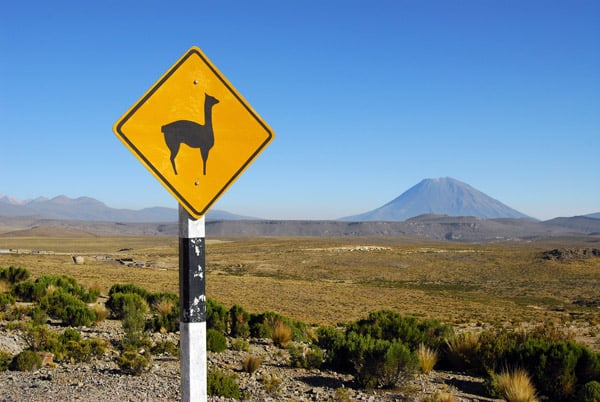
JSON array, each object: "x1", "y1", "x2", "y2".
[{"x1": 1, "y1": 231, "x2": 598, "y2": 352}]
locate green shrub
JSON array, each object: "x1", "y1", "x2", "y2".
[
  {"x1": 106, "y1": 292, "x2": 147, "y2": 319},
  {"x1": 147, "y1": 292, "x2": 178, "y2": 312},
  {"x1": 0, "y1": 293, "x2": 15, "y2": 311},
  {"x1": 29, "y1": 306, "x2": 48, "y2": 325},
  {"x1": 0, "y1": 351, "x2": 12, "y2": 371},
  {"x1": 39, "y1": 291, "x2": 95, "y2": 327},
  {"x1": 121, "y1": 297, "x2": 149, "y2": 350},
  {"x1": 348, "y1": 335, "x2": 416, "y2": 389},
  {"x1": 289, "y1": 343, "x2": 324, "y2": 369},
  {"x1": 21, "y1": 323, "x2": 59, "y2": 352},
  {"x1": 117, "y1": 350, "x2": 150, "y2": 375},
  {"x1": 0, "y1": 266, "x2": 30, "y2": 284},
  {"x1": 231, "y1": 338, "x2": 250, "y2": 351},
  {"x1": 151, "y1": 340, "x2": 179, "y2": 356},
  {"x1": 316, "y1": 326, "x2": 350, "y2": 373},
  {"x1": 64, "y1": 304, "x2": 95, "y2": 327},
  {"x1": 512, "y1": 340, "x2": 588, "y2": 401},
  {"x1": 108, "y1": 283, "x2": 149, "y2": 300},
  {"x1": 148, "y1": 297, "x2": 179, "y2": 333},
  {"x1": 578, "y1": 381, "x2": 600, "y2": 402},
  {"x1": 207, "y1": 328, "x2": 227, "y2": 353},
  {"x1": 2, "y1": 304, "x2": 31, "y2": 321},
  {"x1": 229, "y1": 304, "x2": 250, "y2": 338},
  {"x1": 54, "y1": 337, "x2": 105, "y2": 363},
  {"x1": 64, "y1": 340, "x2": 92, "y2": 363},
  {"x1": 208, "y1": 370, "x2": 240, "y2": 398},
  {"x1": 16, "y1": 275, "x2": 89, "y2": 302},
  {"x1": 10, "y1": 350, "x2": 42, "y2": 372},
  {"x1": 207, "y1": 297, "x2": 229, "y2": 332},
  {"x1": 348, "y1": 310, "x2": 452, "y2": 350},
  {"x1": 11, "y1": 281, "x2": 38, "y2": 301},
  {"x1": 249, "y1": 311, "x2": 312, "y2": 342},
  {"x1": 59, "y1": 328, "x2": 82, "y2": 343}
]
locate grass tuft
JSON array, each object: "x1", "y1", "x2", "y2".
[
  {"x1": 417, "y1": 343, "x2": 437, "y2": 374},
  {"x1": 272, "y1": 320, "x2": 292, "y2": 348},
  {"x1": 242, "y1": 355, "x2": 262, "y2": 373},
  {"x1": 493, "y1": 368, "x2": 538, "y2": 402}
]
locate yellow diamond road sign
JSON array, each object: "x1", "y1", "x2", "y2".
[{"x1": 113, "y1": 46, "x2": 274, "y2": 219}]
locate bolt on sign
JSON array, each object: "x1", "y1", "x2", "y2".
[{"x1": 113, "y1": 46, "x2": 274, "y2": 218}]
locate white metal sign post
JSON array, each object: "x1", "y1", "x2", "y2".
[
  {"x1": 178, "y1": 206, "x2": 207, "y2": 401},
  {"x1": 113, "y1": 46, "x2": 274, "y2": 402}
]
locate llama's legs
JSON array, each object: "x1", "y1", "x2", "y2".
[
  {"x1": 201, "y1": 148, "x2": 210, "y2": 175},
  {"x1": 169, "y1": 144, "x2": 180, "y2": 175}
]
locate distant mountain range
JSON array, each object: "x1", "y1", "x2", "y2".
[
  {"x1": 1, "y1": 177, "x2": 598, "y2": 240},
  {"x1": 341, "y1": 177, "x2": 530, "y2": 221},
  {"x1": 0, "y1": 194, "x2": 252, "y2": 222}
]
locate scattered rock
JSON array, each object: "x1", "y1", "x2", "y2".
[{"x1": 541, "y1": 247, "x2": 600, "y2": 261}]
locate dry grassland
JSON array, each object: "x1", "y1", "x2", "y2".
[{"x1": 1, "y1": 234, "x2": 599, "y2": 350}]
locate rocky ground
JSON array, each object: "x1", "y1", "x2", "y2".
[{"x1": 0, "y1": 319, "x2": 501, "y2": 402}]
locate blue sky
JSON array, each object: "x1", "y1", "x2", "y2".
[{"x1": 1, "y1": 1, "x2": 598, "y2": 220}]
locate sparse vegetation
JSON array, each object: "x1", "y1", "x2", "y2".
[
  {"x1": 288, "y1": 342, "x2": 324, "y2": 369},
  {"x1": 1, "y1": 235, "x2": 599, "y2": 400},
  {"x1": 208, "y1": 370, "x2": 241, "y2": 398},
  {"x1": 0, "y1": 351, "x2": 12, "y2": 371},
  {"x1": 9, "y1": 350, "x2": 42, "y2": 372},
  {"x1": 207, "y1": 328, "x2": 227, "y2": 352},
  {"x1": 117, "y1": 350, "x2": 150, "y2": 376}
]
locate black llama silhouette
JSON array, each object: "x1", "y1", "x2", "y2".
[{"x1": 162, "y1": 93, "x2": 220, "y2": 176}]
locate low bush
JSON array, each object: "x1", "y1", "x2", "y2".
[
  {"x1": 478, "y1": 326, "x2": 600, "y2": 401},
  {"x1": 207, "y1": 328, "x2": 227, "y2": 353},
  {"x1": 578, "y1": 381, "x2": 600, "y2": 402},
  {"x1": 229, "y1": 304, "x2": 250, "y2": 338},
  {"x1": 117, "y1": 350, "x2": 150, "y2": 375},
  {"x1": 231, "y1": 338, "x2": 250, "y2": 352},
  {"x1": 151, "y1": 340, "x2": 179, "y2": 356},
  {"x1": 288, "y1": 342, "x2": 323, "y2": 369},
  {"x1": 21, "y1": 323, "x2": 58, "y2": 351},
  {"x1": 148, "y1": 301, "x2": 179, "y2": 333},
  {"x1": 13, "y1": 275, "x2": 95, "y2": 303},
  {"x1": 208, "y1": 370, "x2": 240, "y2": 398},
  {"x1": 0, "y1": 293, "x2": 15, "y2": 311},
  {"x1": 262, "y1": 373, "x2": 282, "y2": 394},
  {"x1": 249, "y1": 311, "x2": 312, "y2": 342},
  {"x1": 106, "y1": 292, "x2": 147, "y2": 319},
  {"x1": 0, "y1": 266, "x2": 30, "y2": 284},
  {"x1": 147, "y1": 292, "x2": 178, "y2": 312},
  {"x1": 120, "y1": 297, "x2": 149, "y2": 350},
  {"x1": 10, "y1": 350, "x2": 42, "y2": 372},
  {"x1": 39, "y1": 291, "x2": 96, "y2": 327},
  {"x1": 207, "y1": 297, "x2": 229, "y2": 333},
  {"x1": 29, "y1": 306, "x2": 48, "y2": 325},
  {"x1": 108, "y1": 283, "x2": 149, "y2": 300},
  {"x1": 0, "y1": 351, "x2": 12, "y2": 371},
  {"x1": 347, "y1": 310, "x2": 452, "y2": 350}
]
